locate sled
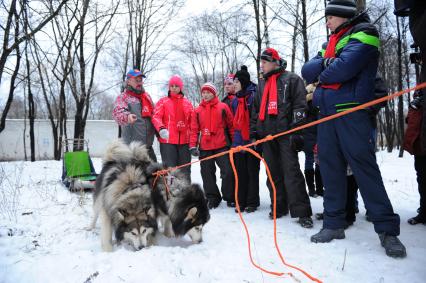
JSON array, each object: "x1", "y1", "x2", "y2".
[{"x1": 61, "y1": 139, "x2": 97, "y2": 191}]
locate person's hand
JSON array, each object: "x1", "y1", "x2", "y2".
[
  {"x1": 128, "y1": 114, "x2": 137, "y2": 124},
  {"x1": 290, "y1": 135, "x2": 304, "y2": 152},
  {"x1": 323, "y1": 57, "x2": 335, "y2": 68},
  {"x1": 189, "y1": 147, "x2": 200, "y2": 157},
  {"x1": 159, "y1": 129, "x2": 169, "y2": 140}
]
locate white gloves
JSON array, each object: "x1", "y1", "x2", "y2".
[{"x1": 159, "y1": 129, "x2": 169, "y2": 140}]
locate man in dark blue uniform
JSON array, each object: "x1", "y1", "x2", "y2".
[{"x1": 302, "y1": 0, "x2": 406, "y2": 258}]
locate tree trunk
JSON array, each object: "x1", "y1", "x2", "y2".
[
  {"x1": 291, "y1": 1, "x2": 300, "y2": 72},
  {"x1": 262, "y1": 0, "x2": 269, "y2": 47},
  {"x1": 301, "y1": 0, "x2": 309, "y2": 62},
  {"x1": 253, "y1": 0, "x2": 262, "y2": 77},
  {"x1": 396, "y1": 16, "x2": 404, "y2": 157}
]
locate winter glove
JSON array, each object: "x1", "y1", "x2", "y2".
[
  {"x1": 291, "y1": 108, "x2": 306, "y2": 128},
  {"x1": 323, "y1": 57, "x2": 335, "y2": 68},
  {"x1": 290, "y1": 135, "x2": 304, "y2": 152},
  {"x1": 190, "y1": 147, "x2": 200, "y2": 157},
  {"x1": 159, "y1": 129, "x2": 169, "y2": 140}
]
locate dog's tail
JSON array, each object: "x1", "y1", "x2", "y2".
[
  {"x1": 103, "y1": 139, "x2": 132, "y2": 164},
  {"x1": 128, "y1": 141, "x2": 152, "y2": 163},
  {"x1": 103, "y1": 139, "x2": 151, "y2": 164}
]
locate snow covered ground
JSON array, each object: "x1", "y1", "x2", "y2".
[{"x1": 0, "y1": 151, "x2": 425, "y2": 283}]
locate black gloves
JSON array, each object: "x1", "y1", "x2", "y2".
[
  {"x1": 290, "y1": 135, "x2": 304, "y2": 152},
  {"x1": 190, "y1": 147, "x2": 200, "y2": 157}
]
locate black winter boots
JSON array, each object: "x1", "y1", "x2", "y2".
[
  {"x1": 304, "y1": 167, "x2": 324, "y2": 197},
  {"x1": 379, "y1": 233, "x2": 407, "y2": 258}
]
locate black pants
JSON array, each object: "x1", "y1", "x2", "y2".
[
  {"x1": 234, "y1": 151, "x2": 260, "y2": 208},
  {"x1": 414, "y1": 155, "x2": 426, "y2": 216},
  {"x1": 147, "y1": 146, "x2": 157, "y2": 162},
  {"x1": 200, "y1": 147, "x2": 234, "y2": 203},
  {"x1": 345, "y1": 174, "x2": 358, "y2": 223},
  {"x1": 262, "y1": 136, "x2": 312, "y2": 218},
  {"x1": 160, "y1": 143, "x2": 191, "y2": 181}
]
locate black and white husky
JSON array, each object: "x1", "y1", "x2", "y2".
[
  {"x1": 88, "y1": 140, "x2": 158, "y2": 252},
  {"x1": 88, "y1": 140, "x2": 210, "y2": 252},
  {"x1": 149, "y1": 165, "x2": 210, "y2": 243}
]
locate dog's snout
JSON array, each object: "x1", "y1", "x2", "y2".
[{"x1": 137, "y1": 245, "x2": 144, "y2": 250}]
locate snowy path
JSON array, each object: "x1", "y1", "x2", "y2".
[{"x1": 0, "y1": 151, "x2": 425, "y2": 283}]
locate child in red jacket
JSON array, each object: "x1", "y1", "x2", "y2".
[
  {"x1": 190, "y1": 82, "x2": 235, "y2": 209},
  {"x1": 152, "y1": 75, "x2": 194, "y2": 181}
]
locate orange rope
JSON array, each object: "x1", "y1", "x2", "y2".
[
  {"x1": 230, "y1": 146, "x2": 322, "y2": 282},
  {"x1": 151, "y1": 82, "x2": 426, "y2": 282}
]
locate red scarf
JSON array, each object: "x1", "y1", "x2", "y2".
[
  {"x1": 227, "y1": 94, "x2": 235, "y2": 102},
  {"x1": 233, "y1": 97, "x2": 250, "y2": 140},
  {"x1": 200, "y1": 96, "x2": 219, "y2": 137},
  {"x1": 170, "y1": 92, "x2": 187, "y2": 132},
  {"x1": 259, "y1": 72, "x2": 281, "y2": 121},
  {"x1": 126, "y1": 89, "x2": 153, "y2": 117},
  {"x1": 322, "y1": 25, "x2": 352, "y2": 90}
]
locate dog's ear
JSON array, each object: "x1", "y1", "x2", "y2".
[{"x1": 185, "y1": 207, "x2": 198, "y2": 223}]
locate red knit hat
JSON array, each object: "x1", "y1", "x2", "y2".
[
  {"x1": 201, "y1": 82, "x2": 217, "y2": 96},
  {"x1": 260, "y1": 48, "x2": 281, "y2": 65},
  {"x1": 169, "y1": 75, "x2": 184, "y2": 91}
]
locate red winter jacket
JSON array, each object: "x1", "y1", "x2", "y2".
[
  {"x1": 190, "y1": 97, "x2": 234, "y2": 151},
  {"x1": 152, "y1": 93, "x2": 194, "y2": 144}
]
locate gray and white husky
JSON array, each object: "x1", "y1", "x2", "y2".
[
  {"x1": 89, "y1": 139, "x2": 210, "y2": 251},
  {"x1": 88, "y1": 140, "x2": 158, "y2": 252}
]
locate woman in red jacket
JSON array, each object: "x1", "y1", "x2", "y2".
[
  {"x1": 189, "y1": 82, "x2": 235, "y2": 209},
  {"x1": 152, "y1": 75, "x2": 194, "y2": 180}
]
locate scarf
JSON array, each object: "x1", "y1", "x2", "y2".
[
  {"x1": 321, "y1": 25, "x2": 352, "y2": 90},
  {"x1": 170, "y1": 92, "x2": 186, "y2": 132},
  {"x1": 126, "y1": 89, "x2": 153, "y2": 117},
  {"x1": 227, "y1": 94, "x2": 235, "y2": 103},
  {"x1": 233, "y1": 96, "x2": 250, "y2": 140},
  {"x1": 259, "y1": 72, "x2": 282, "y2": 121},
  {"x1": 200, "y1": 96, "x2": 219, "y2": 136}
]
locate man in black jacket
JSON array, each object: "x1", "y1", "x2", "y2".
[
  {"x1": 395, "y1": 0, "x2": 426, "y2": 226},
  {"x1": 251, "y1": 48, "x2": 313, "y2": 228}
]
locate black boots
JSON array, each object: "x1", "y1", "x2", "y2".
[
  {"x1": 304, "y1": 169, "x2": 317, "y2": 197},
  {"x1": 311, "y1": 228, "x2": 345, "y2": 243},
  {"x1": 304, "y1": 167, "x2": 324, "y2": 197},
  {"x1": 314, "y1": 166, "x2": 324, "y2": 196},
  {"x1": 379, "y1": 233, "x2": 407, "y2": 258}
]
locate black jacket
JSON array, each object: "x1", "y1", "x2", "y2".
[{"x1": 250, "y1": 68, "x2": 307, "y2": 138}]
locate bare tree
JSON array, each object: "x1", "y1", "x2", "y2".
[
  {"x1": 126, "y1": 0, "x2": 183, "y2": 74},
  {"x1": 0, "y1": 0, "x2": 67, "y2": 85},
  {"x1": 68, "y1": 0, "x2": 120, "y2": 149},
  {"x1": 0, "y1": 4, "x2": 22, "y2": 133},
  {"x1": 0, "y1": 1, "x2": 67, "y2": 135}
]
